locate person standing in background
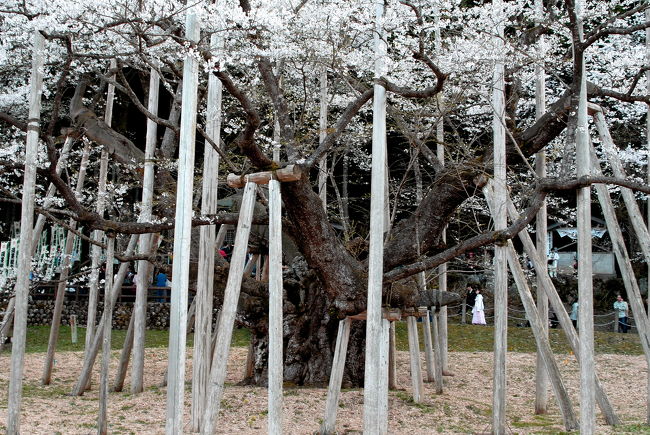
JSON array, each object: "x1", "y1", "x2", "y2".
[
  {"x1": 471, "y1": 288, "x2": 486, "y2": 325},
  {"x1": 547, "y1": 248, "x2": 559, "y2": 278},
  {"x1": 614, "y1": 294, "x2": 629, "y2": 333},
  {"x1": 465, "y1": 284, "x2": 477, "y2": 310}
]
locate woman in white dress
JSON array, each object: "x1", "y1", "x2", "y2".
[{"x1": 472, "y1": 289, "x2": 486, "y2": 325}]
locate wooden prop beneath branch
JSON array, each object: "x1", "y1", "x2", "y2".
[{"x1": 226, "y1": 165, "x2": 301, "y2": 188}]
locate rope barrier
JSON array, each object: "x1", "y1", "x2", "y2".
[{"x1": 594, "y1": 321, "x2": 616, "y2": 327}]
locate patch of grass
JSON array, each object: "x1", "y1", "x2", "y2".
[
  {"x1": 615, "y1": 423, "x2": 650, "y2": 433},
  {"x1": 231, "y1": 328, "x2": 251, "y2": 347},
  {"x1": 393, "y1": 391, "x2": 435, "y2": 413},
  {"x1": 4, "y1": 325, "x2": 254, "y2": 354},
  {"x1": 11, "y1": 319, "x2": 642, "y2": 356},
  {"x1": 22, "y1": 381, "x2": 68, "y2": 399},
  {"x1": 19, "y1": 325, "x2": 179, "y2": 353},
  {"x1": 393, "y1": 322, "x2": 644, "y2": 355}
]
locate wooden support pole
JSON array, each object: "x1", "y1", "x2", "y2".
[
  {"x1": 85, "y1": 59, "x2": 115, "y2": 390},
  {"x1": 486, "y1": 182, "x2": 577, "y2": 430},
  {"x1": 434, "y1": 5, "x2": 449, "y2": 375},
  {"x1": 431, "y1": 307, "x2": 444, "y2": 394},
  {"x1": 112, "y1": 311, "x2": 135, "y2": 392},
  {"x1": 71, "y1": 315, "x2": 78, "y2": 344},
  {"x1": 491, "y1": 1, "x2": 507, "y2": 431},
  {"x1": 363, "y1": 1, "x2": 389, "y2": 432},
  {"x1": 318, "y1": 65, "x2": 328, "y2": 211},
  {"x1": 406, "y1": 316, "x2": 424, "y2": 403},
  {"x1": 202, "y1": 182, "x2": 258, "y2": 434},
  {"x1": 378, "y1": 318, "x2": 390, "y2": 432},
  {"x1": 244, "y1": 253, "x2": 260, "y2": 276},
  {"x1": 268, "y1": 179, "x2": 283, "y2": 434},
  {"x1": 271, "y1": 59, "x2": 284, "y2": 162},
  {"x1": 191, "y1": 31, "x2": 223, "y2": 431},
  {"x1": 534, "y1": 0, "x2": 549, "y2": 415},
  {"x1": 215, "y1": 224, "x2": 231, "y2": 251},
  {"x1": 422, "y1": 311, "x2": 435, "y2": 383},
  {"x1": 505, "y1": 240, "x2": 578, "y2": 430},
  {"x1": 575, "y1": 1, "x2": 595, "y2": 430},
  {"x1": 7, "y1": 30, "x2": 44, "y2": 435},
  {"x1": 506, "y1": 194, "x2": 620, "y2": 425},
  {"x1": 131, "y1": 67, "x2": 160, "y2": 395},
  {"x1": 113, "y1": 236, "x2": 160, "y2": 392},
  {"x1": 43, "y1": 143, "x2": 91, "y2": 385},
  {"x1": 71, "y1": 235, "x2": 139, "y2": 396},
  {"x1": 388, "y1": 322, "x2": 397, "y2": 390},
  {"x1": 262, "y1": 255, "x2": 270, "y2": 282},
  {"x1": 256, "y1": 255, "x2": 262, "y2": 281},
  {"x1": 226, "y1": 165, "x2": 301, "y2": 188},
  {"x1": 646, "y1": 12, "x2": 650, "y2": 423},
  {"x1": 593, "y1": 112, "x2": 650, "y2": 262},
  {"x1": 98, "y1": 235, "x2": 115, "y2": 435},
  {"x1": 0, "y1": 298, "x2": 15, "y2": 353},
  {"x1": 165, "y1": 9, "x2": 200, "y2": 434},
  {"x1": 461, "y1": 301, "x2": 467, "y2": 324},
  {"x1": 590, "y1": 142, "x2": 650, "y2": 419},
  {"x1": 320, "y1": 318, "x2": 351, "y2": 435}
]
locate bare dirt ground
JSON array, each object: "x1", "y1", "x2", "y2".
[{"x1": 0, "y1": 347, "x2": 647, "y2": 434}]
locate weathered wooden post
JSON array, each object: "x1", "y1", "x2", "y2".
[
  {"x1": 485, "y1": 185, "x2": 577, "y2": 431},
  {"x1": 131, "y1": 67, "x2": 160, "y2": 394},
  {"x1": 98, "y1": 235, "x2": 115, "y2": 435},
  {"x1": 318, "y1": 65, "x2": 328, "y2": 210},
  {"x1": 461, "y1": 301, "x2": 467, "y2": 324},
  {"x1": 70, "y1": 315, "x2": 78, "y2": 344},
  {"x1": 534, "y1": 0, "x2": 550, "y2": 415},
  {"x1": 491, "y1": 1, "x2": 508, "y2": 432},
  {"x1": 363, "y1": 0, "x2": 389, "y2": 432},
  {"x1": 388, "y1": 322, "x2": 397, "y2": 390},
  {"x1": 42, "y1": 144, "x2": 91, "y2": 385},
  {"x1": 647, "y1": 13, "x2": 650, "y2": 423},
  {"x1": 589, "y1": 143, "x2": 650, "y2": 416},
  {"x1": 113, "y1": 235, "x2": 159, "y2": 393},
  {"x1": 506, "y1": 194, "x2": 619, "y2": 425},
  {"x1": 422, "y1": 311, "x2": 436, "y2": 383},
  {"x1": 192, "y1": 31, "x2": 223, "y2": 431},
  {"x1": 71, "y1": 235, "x2": 139, "y2": 396},
  {"x1": 6, "y1": 30, "x2": 45, "y2": 435},
  {"x1": 85, "y1": 59, "x2": 116, "y2": 389},
  {"x1": 430, "y1": 306, "x2": 444, "y2": 394},
  {"x1": 202, "y1": 181, "x2": 258, "y2": 434},
  {"x1": 320, "y1": 318, "x2": 352, "y2": 435},
  {"x1": 112, "y1": 313, "x2": 135, "y2": 392},
  {"x1": 593, "y1": 112, "x2": 650, "y2": 262},
  {"x1": 406, "y1": 315, "x2": 424, "y2": 403},
  {"x1": 574, "y1": 1, "x2": 596, "y2": 432},
  {"x1": 166, "y1": 7, "x2": 200, "y2": 434},
  {"x1": 268, "y1": 178, "x2": 283, "y2": 434},
  {"x1": 434, "y1": 7, "x2": 449, "y2": 374}
]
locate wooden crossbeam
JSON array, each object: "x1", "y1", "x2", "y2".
[{"x1": 226, "y1": 165, "x2": 301, "y2": 188}]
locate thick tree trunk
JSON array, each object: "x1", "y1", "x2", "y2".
[
  {"x1": 225, "y1": 176, "x2": 459, "y2": 388},
  {"x1": 242, "y1": 274, "x2": 366, "y2": 387}
]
